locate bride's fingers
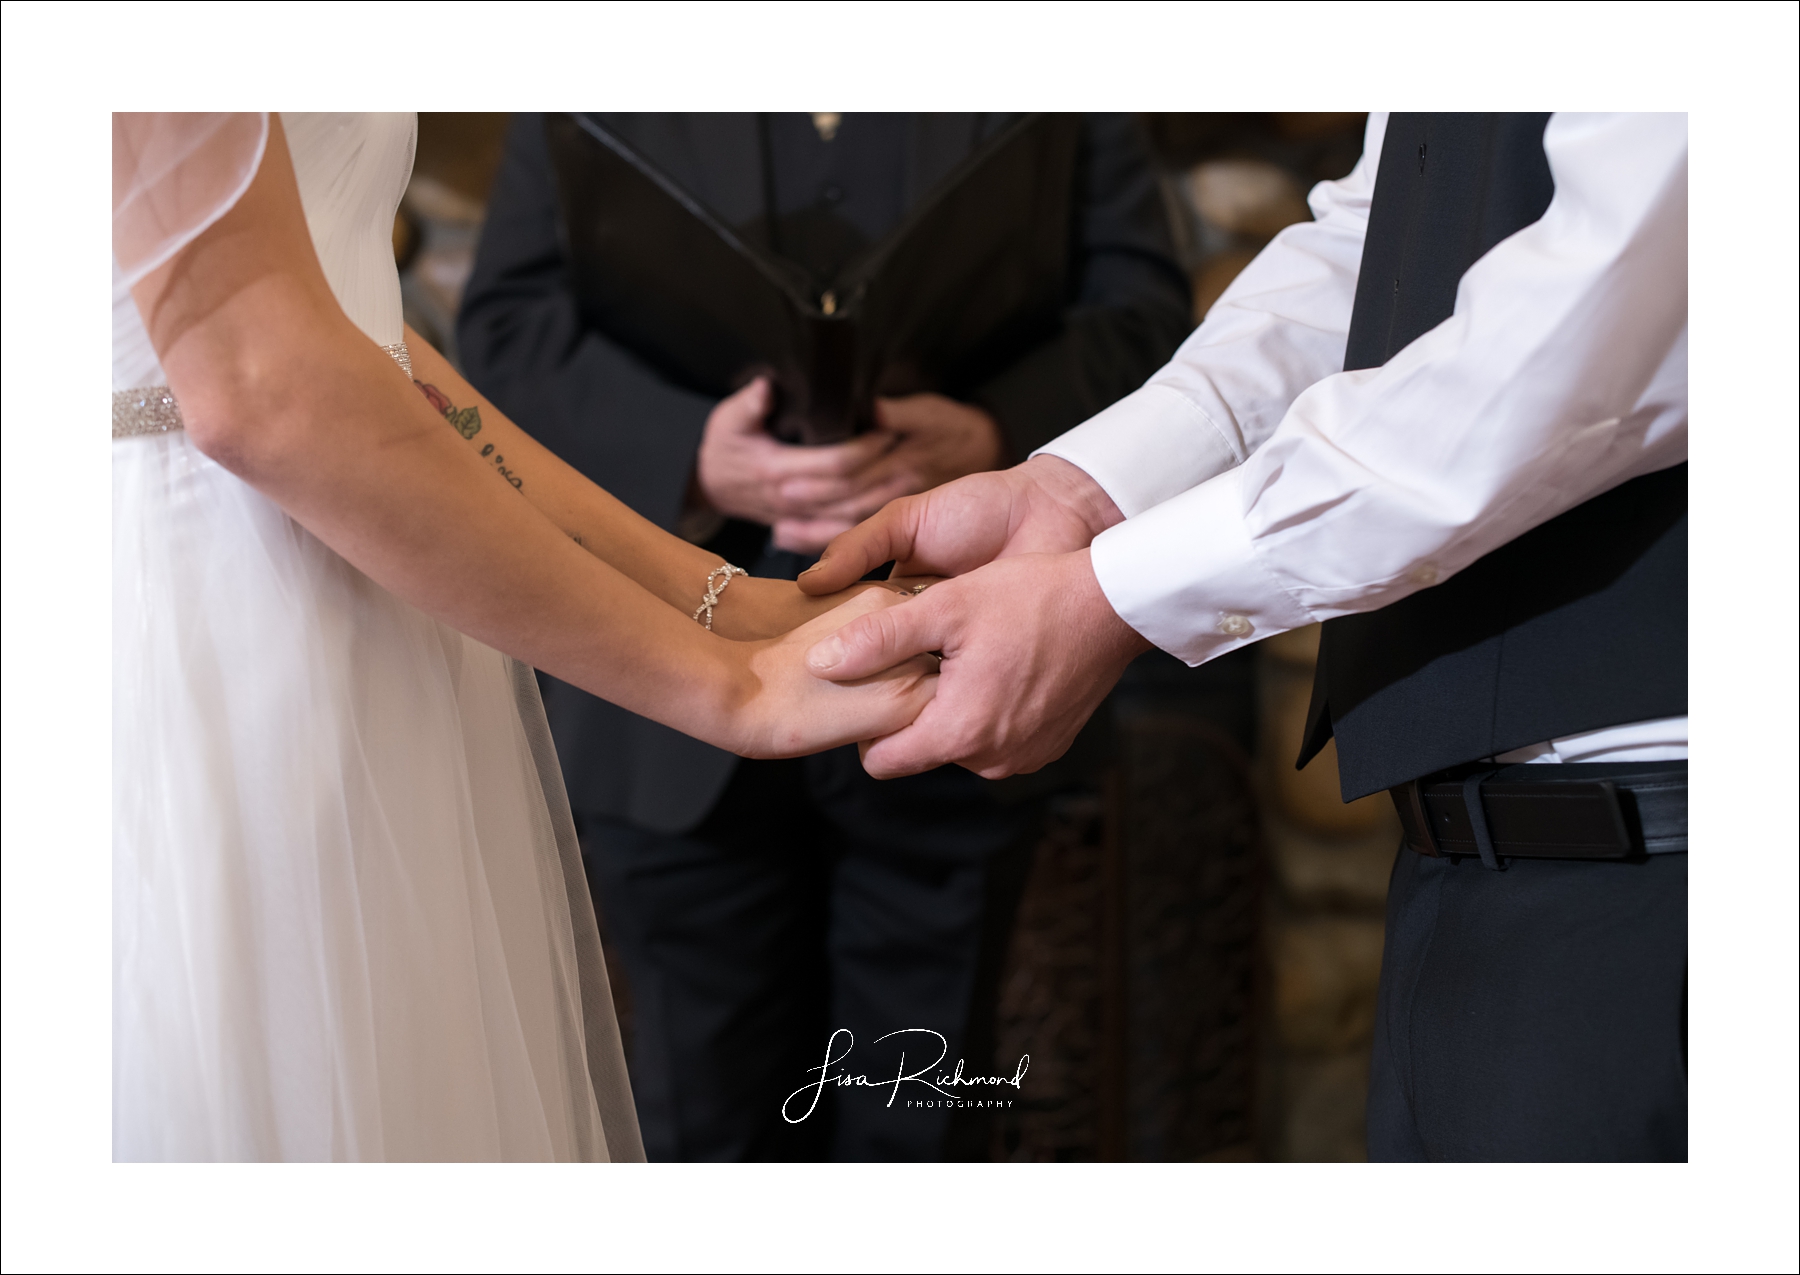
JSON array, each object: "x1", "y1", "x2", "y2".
[
  {"x1": 785, "y1": 580, "x2": 918, "y2": 641},
  {"x1": 759, "y1": 653, "x2": 934, "y2": 758},
  {"x1": 843, "y1": 656, "x2": 939, "y2": 738},
  {"x1": 806, "y1": 586, "x2": 946, "y2": 683},
  {"x1": 829, "y1": 651, "x2": 938, "y2": 748},
  {"x1": 854, "y1": 660, "x2": 938, "y2": 769},
  {"x1": 747, "y1": 593, "x2": 936, "y2": 757},
  {"x1": 834, "y1": 651, "x2": 940, "y2": 689}
]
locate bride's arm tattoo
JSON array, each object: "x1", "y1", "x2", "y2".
[
  {"x1": 414, "y1": 379, "x2": 524, "y2": 491},
  {"x1": 413, "y1": 377, "x2": 579, "y2": 546}
]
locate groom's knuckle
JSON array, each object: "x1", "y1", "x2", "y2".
[
  {"x1": 840, "y1": 614, "x2": 887, "y2": 664},
  {"x1": 908, "y1": 736, "x2": 951, "y2": 774},
  {"x1": 867, "y1": 607, "x2": 910, "y2": 656}
]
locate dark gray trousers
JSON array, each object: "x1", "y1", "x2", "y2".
[{"x1": 1368, "y1": 846, "x2": 1687, "y2": 1161}]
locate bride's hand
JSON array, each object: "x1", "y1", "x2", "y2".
[
  {"x1": 725, "y1": 575, "x2": 946, "y2": 640},
  {"x1": 730, "y1": 589, "x2": 938, "y2": 758}
]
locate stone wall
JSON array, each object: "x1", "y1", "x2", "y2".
[{"x1": 1256, "y1": 626, "x2": 1397, "y2": 1160}]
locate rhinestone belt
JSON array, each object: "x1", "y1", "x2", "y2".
[{"x1": 113, "y1": 342, "x2": 413, "y2": 439}]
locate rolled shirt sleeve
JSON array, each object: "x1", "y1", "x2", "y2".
[
  {"x1": 1069, "y1": 112, "x2": 1689, "y2": 667},
  {"x1": 1036, "y1": 112, "x2": 1384, "y2": 515}
]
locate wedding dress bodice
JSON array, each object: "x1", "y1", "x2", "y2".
[{"x1": 112, "y1": 112, "x2": 415, "y2": 389}]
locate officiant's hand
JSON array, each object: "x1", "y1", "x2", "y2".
[
  {"x1": 768, "y1": 395, "x2": 1005, "y2": 551},
  {"x1": 696, "y1": 380, "x2": 1009, "y2": 556},
  {"x1": 803, "y1": 549, "x2": 1150, "y2": 778},
  {"x1": 796, "y1": 454, "x2": 1123, "y2": 596},
  {"x1": 696, "y1": 378, "x2": 895, "y2": 552}
]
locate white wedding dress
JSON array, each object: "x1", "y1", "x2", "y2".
[{"x1": 112, "y1": 113, "x2": 642, "y2": 1161}]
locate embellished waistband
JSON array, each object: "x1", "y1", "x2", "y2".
[{"x1": 113, "y1": 342, "x2": 413, "y2": 439}]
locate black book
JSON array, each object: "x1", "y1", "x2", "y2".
[{"x1": 544, "y1": 113, "x2": 1081, "y2": 445}]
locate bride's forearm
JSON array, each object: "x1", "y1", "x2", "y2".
[
  {"x1": 166, "y1": 310, "x2": 926, "y2": 757},
  {"x1": 404, "y1": 334, "x2": 835, "y2": 639},
  {"x1": 192, "y1": 337, "x2": 927, "y2": 757},
  {"x1": 198, "y1": 317, "x2": 755, "y2": 742}
]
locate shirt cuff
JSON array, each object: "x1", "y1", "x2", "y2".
[
  {"x1": 1032, "y1": 382, "x2": 1240, "y2": 518},
  {"x1": 1089, "y1": 465, "x2": 1315, "y2": 666}
]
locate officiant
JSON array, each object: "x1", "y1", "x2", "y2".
[{"x1": 458, "y1": 112, "x2": 1190, "y2": 1162}]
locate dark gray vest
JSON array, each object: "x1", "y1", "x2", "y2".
[{"x1": 1300, "y1": 113, "x2": 1687, "y2": 799}]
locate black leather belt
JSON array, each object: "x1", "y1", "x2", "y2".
[{"x1": 1389, "y1": 761, "x2": 1687, "y2": 866}]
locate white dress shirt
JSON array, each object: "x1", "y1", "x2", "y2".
[{"x1": 1038, "y1": 112, "x2": 1688, "y2": 763}]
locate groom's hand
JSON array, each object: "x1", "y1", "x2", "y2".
[
  {"x1": 796, "y1": 455, "x2": 1125, "y2": 595},
  {"x1": 805, "y1": 549, "x2": 1151, "y2": 779}
]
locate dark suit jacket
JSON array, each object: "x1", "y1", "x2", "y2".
[{"x1": 459, "y1": 113, "x2": 1191, "y2": 834}]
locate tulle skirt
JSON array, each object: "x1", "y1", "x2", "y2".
[{"x1": 112, "y1": 431, "x2": 641, "y2": 1161}]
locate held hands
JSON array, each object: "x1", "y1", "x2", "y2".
[
  {"x1": 712, "y1": 410, "x2": 1147, "y2": 780},
  {"x1": 731, "y1": 588, "x2": 939, "y2": 759},
  {"x1": 804, "y1": 549, "x2": 1150, "y2": 779},
  {"x1": 695, "y1": 378, "x2": 1004, "y2": 555},
  {"x1": 796, "y1": 453, "x2": 1147, "y2": 780}
]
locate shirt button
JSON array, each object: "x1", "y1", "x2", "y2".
[
  {"x1": 821, "y1": 183, "x2": 844, "y2": 204},
  {"x1": 1217, "y1": 612, "x2": 1254, "y2": 638},
  {"x1": 1409, "y1": 563, "x2": 1440, "y2": 585}
]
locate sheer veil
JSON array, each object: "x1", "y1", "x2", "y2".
[{"x1": 113, "y1": 113, "x2": 269, "y2": 287}]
